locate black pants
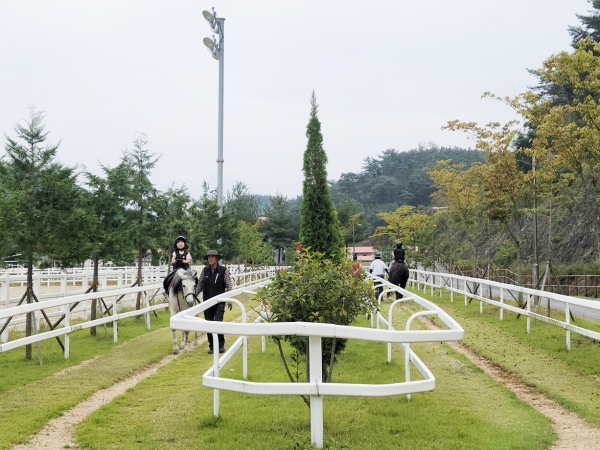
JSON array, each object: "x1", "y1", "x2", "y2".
[
  {"x1": 375, "y1": 274, "x2": 384, "y2": 299},
  {"x1": 204, "y1": 302, "x2": 226, "y2": 349}
]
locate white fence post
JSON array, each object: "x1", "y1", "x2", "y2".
[
  {"x1": 64, "y1": 303, "x2": 70, "y2": 359},
  {"x1": 144, "y1": 292, "x2": 150, "y2": 330},
  {"x1": 1, "y1": 273, "x2": 9, "y2": 342},
  {"x1": 526, "y1": 294, "x2": 531, "y2": 333},
  {"x1": 565, "y1": 303, "x2": 571, "y2": 351},
  {"x1": 33, "y1": 274, "x2": 41, "y2": 330},
  {"x1": 61, "y1": 273, "x2": 67, "y2": 297},
  {"x1": 500, "y1": 288, "x2": 504, "y2": 321},
  {"x1": 309, "y1": 335, "x2": 324, "y2": 449},
  {"x1": 113, "y1": 297, "x2": 118, "y2": 343}
]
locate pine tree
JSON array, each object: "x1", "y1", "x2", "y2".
[
  {"x1": 299, "y1": 92, "x2": 344, "y2": 260},
  {"x1": 569, "y1": 0, "x2": 600, "y2": 46},
  {"x1": 260, "y1": 194, "x2": 298, "y2": 264},
  {"x1": 0, "y1": 109, "x2": 91, "y2": 359},
  {"x1": 121, "y1": 133, "x2": 162, "y2": 309}
]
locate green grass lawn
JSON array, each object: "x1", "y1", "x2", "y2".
[
  {"x1": 0, "y1": 307, "x2": 171, "y2": 394},
  {"x1": 0, "y1": 295, "x2": 259, "y2": 450},
  {"x1": 408, "y1": 285, "x2": 600, "y2": 426},
  {"x1": 75, "y1": 309, "x2": 555, "y2": 450}
]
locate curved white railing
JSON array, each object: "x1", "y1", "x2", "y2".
[
  {"x1": 171, "y1": 274, "x2": 464, "y2": 448},
  {"x1": 410, "y1": 269, "x2": 600, "y2": 350}
]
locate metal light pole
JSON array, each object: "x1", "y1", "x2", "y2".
[{"x1": 203, "y1": 8, "x2": 225, "y2": 217}]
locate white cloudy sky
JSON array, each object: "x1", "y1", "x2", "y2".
[{"x1": 0, "y1": 0, "x2": 592, "y2": 199}]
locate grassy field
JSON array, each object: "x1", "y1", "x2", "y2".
[
  {"x1": 408, "y1": 285, "x2": 600, "y2": 426},
  {"x1": 0, "y1": 310, "x2": 173, "y2": 450},
  {"x1": 74, "y1": 307, "x2": 554, "y2": 450},
  {"x1": 4, "y1": 286, "x2": 598, "y2": 449}
]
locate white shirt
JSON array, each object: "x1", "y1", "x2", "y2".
[{"x1": 369, "y1": 259, "x2": 387, "y2": 276}]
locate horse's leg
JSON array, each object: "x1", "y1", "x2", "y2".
[
  {"x1": 191, "y1": 331, "x2": 199, "y2": 346},
  {"x1": 182, "y1": 330, "x2": 190, "y2": 352},
  {"x1": 178, "y1": 330, "x2": 185, "y2": 349},
  {"x1": 172, "y1": 329, "x2": 180, "y2": 354}
]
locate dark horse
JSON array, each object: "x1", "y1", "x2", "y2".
[{"x1": 389, "y1": 261, "x2": 410, "y2": 299}]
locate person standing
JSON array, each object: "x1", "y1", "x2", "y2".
[
  {"x1": 195, "y1": 250, "x2": 232, "y2": 354},
  {"x1": 369, "y1": 252, "x2": 388, "y2": 300}
]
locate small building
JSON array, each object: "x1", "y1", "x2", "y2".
[{"x1": 352, "y1": 246, "x2": 375, "y2": 263}]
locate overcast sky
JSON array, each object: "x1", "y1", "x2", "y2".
[{"x1": 0, "y1": 0, "x2": 592, "y2": 199}]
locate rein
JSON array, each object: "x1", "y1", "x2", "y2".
[{"x1": 171, "y1": 274, "x2": 200, "y2": 309}]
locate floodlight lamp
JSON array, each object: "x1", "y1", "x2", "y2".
[
  {"x1": 203, "y1": 37, "x2": 215, "y2": 51},
  {"x1": 202, "y1": 9, "x2": 220, "y2": 34}
]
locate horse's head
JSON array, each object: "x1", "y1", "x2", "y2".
[{"x1": 176, "y1": 268, "x2": 199, "y2": 307}]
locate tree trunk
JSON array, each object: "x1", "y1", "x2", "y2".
[
  {"x1": 25, "y1": 253, "x2": 33, "y2": 360},
  {"x1": 136, "y1": 250, "x2": 143, "y2": 311},
  {"x1": 90, "y1": 255, "x2": 99, "y2": 336}
]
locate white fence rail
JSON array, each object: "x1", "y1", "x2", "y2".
[
  {"x1": 0, "y1": 267, "x2": 277, "y2": 347},
  {"x1": 0, "y1": 284, "x2": 165, "y2": 357},
  {"x1": 171, "y1": 273, "x2": 464, "y2": 448},
  {"x1": 411, "y1": 269, "x2": 600, "y2": 350}
]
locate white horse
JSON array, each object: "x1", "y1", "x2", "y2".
[{"x1": 167, "y1": 268, "x2": 200, "y2": 354}]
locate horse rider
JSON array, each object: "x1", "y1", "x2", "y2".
[
  {"x1": 369, "y1": 252, "x2": 389, "y2": 300},
  {"x1": 195, "y1": 250, "x2": 233, "y2": 354},
  {"x1": 393, "y1": 242, "x2": 405, "y2": 263},
  {"x1": 172, "y1": 236, "x2": 192, "y2": 270},
  {"x1": 163, "y1": 236, "x2": 192, "y2": 293}
]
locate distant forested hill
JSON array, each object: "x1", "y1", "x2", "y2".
[{"x1": 329, "y1": 146, "x2": 485, "y2": 238}]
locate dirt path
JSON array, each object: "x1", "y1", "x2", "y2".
[
  {"x1": 11, "y1": 334, "x2": 208, "y2": 450},
  {"x1": 418, "y1": 315, "x2": 600, "y2": 450}
]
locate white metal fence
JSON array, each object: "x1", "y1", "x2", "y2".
[
  {"x1": 171, "y1": 273, "x2": 464, "y2": 448},
  {"x1": 411, "y1": 269, "x2": 600, "y2": 350},
  {"x1": 0, "y1": 267, "x2": 277, "y2": 347}
]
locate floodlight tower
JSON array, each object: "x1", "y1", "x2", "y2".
[{"x1": 202, "y1": 7, "x2": 225, "y2": 217}]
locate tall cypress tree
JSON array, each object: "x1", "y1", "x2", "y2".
[{"x1": 299, "y1": 92, "x2": 344, "y2": 260}]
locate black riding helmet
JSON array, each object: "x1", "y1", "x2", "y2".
[{"x1": 174, "y1": 236, "x2": 188, "y2": 249}]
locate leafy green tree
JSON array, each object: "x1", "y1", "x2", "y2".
[
  {"x1": 235, "y1": 221, "x2": 273, "y2": 265},
  {"x1": 260, "y1": 194, "x2": 298, "y2": 264},
  {"x1": 226, "y1": 181, "x2": 259, "y2": 225},
  {"x1": 0, "y1": 109, "x2": 91, "y2": 359},
  {"x1": 154, "y1": 185, "x2": 193, "y2": 268},
  {"x1": 191, "y1": 183, "x2": 239, "y2": 262},
  {"x1": 256, "y1": 251, "x2": 374, "y2": 407},
  {"x1": 84, "y1": 162, "x2": 135, "y2": 334},
  {"x1": 299, "y1": 92, "x2": 343, "y2": 259}
]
